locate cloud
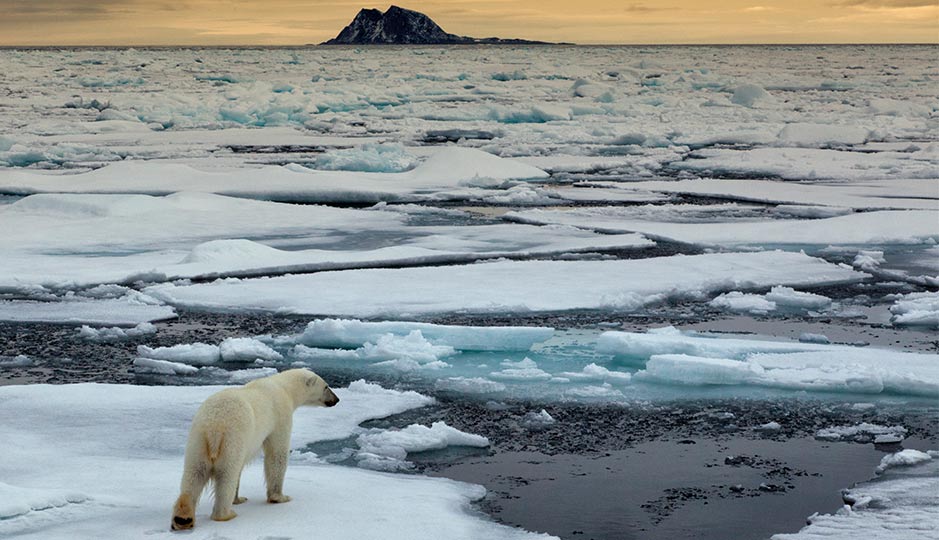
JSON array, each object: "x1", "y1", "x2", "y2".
[{"x1": 832, "y1": 0, "x2": 938, "y2": 6}]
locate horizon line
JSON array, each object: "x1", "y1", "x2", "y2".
[{"x1": 1, "y1": 42, "x2": 936, "y2": 48}]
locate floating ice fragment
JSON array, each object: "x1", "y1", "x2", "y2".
[
  {"x1": 218, "y1": 337, "x2": 284, "y2": 363},
  {"x1": 875, "y1": 449, "x2": 932, "y2": 474},
  {"x1": 77, "y1": 322, "x2": 156, "y2": 342}
]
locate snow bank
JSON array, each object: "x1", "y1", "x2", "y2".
[{"x1": 145, "y1": 251, "x2": 865, "y2": 318}]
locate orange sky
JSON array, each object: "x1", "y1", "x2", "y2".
[{"x1": 1, "y1": 1, "x2": 936, "y2": 45}]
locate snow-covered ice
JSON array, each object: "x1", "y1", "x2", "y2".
[
  {"x1": 602, "y1": 329, "x2": 939, "y2": 397},
  {"x1": 0, "y1": 381, "x2": 551, "y2": 540},
  {"x1": 144, "y1": 251, "x2": 865, "y2": 318},
  {"x1": 280, "y1": 318, "x2": 554, "y2": 351}
]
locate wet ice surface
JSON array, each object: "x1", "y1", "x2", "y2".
[{"x1": 1, "y1": 45, "x2": 937, "y2": 540}]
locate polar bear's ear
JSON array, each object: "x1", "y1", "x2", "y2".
[{"x1": 306, "y1": 375, "x2": 318, "y2": 387}]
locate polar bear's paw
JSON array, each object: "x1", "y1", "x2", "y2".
[
  {"x1": 233, "y1": 496, "x2": 248, "y2": 505},
  {"x1": 211, "y1": 509, "x2": 237, "y2": 522},
  {"x1": 171, "y1": 494, "x2": 195, "y2": 531},
  {"x1": 267, "y1": 493, "x2": 292, "y2": 504}
]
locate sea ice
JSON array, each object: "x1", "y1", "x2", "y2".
[
  {"x1": 771, "y1": 460, "x2": 938, "y2": 540},
  {"x1": 602, "y1": 330, "x2": 939, "y2": 396},
  {"x1": 137, "y1": 343, "x2": 221, "y2": 366},
  {"x1": 282, "y1": 318, "x2": 554, "y2": 351},
  {"x1": 0, "y1": 381, "x2": 546, "y2": 539},
  {"x1": 875, "y1": 450, "x2": 932, "y2": 474},
  {"x1": 890, "y1": 292, "x2": 939, "y2": 328},
  {"x1": 814, "y1": 424, "x2": 908, "y2": 444},
  {"x1": 355, "y1": 422, "x2": 489, "y2": 471},
  {"x1": 509, "y1": 207, "x2": 938, "y2": 247},
  {"x1": 144, "y1": 251, "x2": 865, "y2": 318},
  {"x1": 77, "y1": 322, "x2": 156, "y2": 341}
]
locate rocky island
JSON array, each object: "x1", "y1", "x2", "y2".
[{"x1": 322, "y1": 5, "x2": 553, "y2": 45}]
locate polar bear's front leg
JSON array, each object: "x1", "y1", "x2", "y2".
[{"x1": 263, "y1": 434, "x2": 292, "y2": 503}]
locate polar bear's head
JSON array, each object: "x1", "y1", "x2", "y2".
[{"x1": 282, "y1": 368, "x2": 340, "y2": 408}]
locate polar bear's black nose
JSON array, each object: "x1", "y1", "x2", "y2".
[{"x1": 324, "y1": 388, "x2": 339, "y2": 407}]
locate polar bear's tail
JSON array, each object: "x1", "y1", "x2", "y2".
[{"x1": 204, "y1": 430, "x2": 225, "y2": 463}]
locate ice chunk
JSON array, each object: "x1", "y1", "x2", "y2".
[
  {"x1": 814, "y1": 423, "x2": 908, "y2": 443},
  {"x1": 520, "y1": 409, "x2": 556, "y2": 429},
  {"x1": 709, "y1": 292, "x2": 777, "y2": 314},
  {"x1": 490, "y1": 357, "x2": 553, "y2": 382},
  {"x1": 358, "y1": 331, "x2": 456, "y2": 363},
  {"x1": 764, "y1": 286, "x2": 831, "y2": 310},
  {"x1": 131, "y1": 357, "x2": 200, "y2": 375},
  {"x1": 853, "y1": 250, "x2": 886, "y2": 272},
  {"x1": 757, "y1": 421, "x2": 782, "y2": 431},
  {"x1": 315, "y1": 143, "x2": 419, "y2": 173},
  {"x1": 288, "y1": 319, "x2": 553, "y2": 351},
  {"x1": 355, "y1": 422, "x2": 489, "y2": 471},
  {"x1": 730, "y1": 84, "x2": 774, "y2": 107},
  {"x1": 218, "y1": 337, "x2": 283, "y2": 363},
  {"x1": 875, "y1": 449, "x2": 932, "y2": 474},
  {"x1": 77, "y1": 322, "x2": 156, "y2": 342},
  {"x1": 799, "y1": 333, "x2": 830, "y2": 344},
  {"x1": 777, "y1": 123, "x2": 869, "y2": 147},
  {"x1": 890, "y1": 292, "x2": 939, "y2": 328},
  {"x1": 0, "y1": 355, "x2": 31, "y2": 367},
  {"x1": 136, "y1": 343, "x2": 221, "y2": 366},
  {"x1": 434, "y1": 377, "x2": 507, "y2": 394},
  {"x1": 0, "y1": 297, "x2": 175, "y2": 325},
  {"x1": 605, "y1": 330, "x2": 939, "y2": 396},
  {"x1": 559, "y1": 363, "x2": 632, "y2": 384}
]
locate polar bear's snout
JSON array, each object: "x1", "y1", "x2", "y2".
[{"x1": 323, "y1": 387, "x2": 339, "y2": 407}]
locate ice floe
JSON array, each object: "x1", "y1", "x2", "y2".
[
  {"x1": 889, "y1": 292, "x2": 939, "y2": 328},
  {"x1": 145, "y1": 251, "x2": 865, "y2": 318},
  {"x1": 601, "y1": 329, "x2": 939, "y2": 397},
  {"x1": 354, "y1": 422, "x2": 489, "y2": 471},
  {"x1": 0, "y1": 381, "x2": 548, "y2": 539},
  {"x1": 77, "y1": 322, "x2": 156, "y2": 341},
  {"x1": 772, "y1": 459, "x2": 938, "y2": 540},
  {"x1": 509, "y1": 207, "x2": 939, "y2": 247}
]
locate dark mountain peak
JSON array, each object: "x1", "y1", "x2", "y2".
[{"x1": 323, "y1": 6, "x2": 552, "y2": 45}]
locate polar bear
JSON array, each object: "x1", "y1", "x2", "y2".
[{"x1": 171, "y1": 368, "x2": 339, "y2": 531}]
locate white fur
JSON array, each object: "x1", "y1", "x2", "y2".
[{"x1": 171, "y1": 368, "x2": 338, "y2": 530}]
